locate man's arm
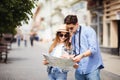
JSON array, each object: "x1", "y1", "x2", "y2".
[{"x1": 73, "y1": 50, "x2": 91, "y2": 63}]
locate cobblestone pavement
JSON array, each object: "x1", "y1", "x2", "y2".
[{"x1": 0, "y1": 41, "x2": 120, "y2": 80}]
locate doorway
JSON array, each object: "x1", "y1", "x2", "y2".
[{"x1": 117, "y1": 20, "x2": 120, "y2": 55}]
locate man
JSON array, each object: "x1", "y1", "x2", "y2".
[{"x1": 64, "y1": 15, "x2": 104, "y2": 80}]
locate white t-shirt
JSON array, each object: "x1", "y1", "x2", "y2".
[{"x1": 50, "y1": 43, "x2": 64, "y2": 58}]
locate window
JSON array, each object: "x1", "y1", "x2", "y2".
[
  {"x1": 99, "y1": 16, "x2": 103, "y2": 45},
  {"x1": 107, "y1": 23, "x2": 110, "y2": 46}
]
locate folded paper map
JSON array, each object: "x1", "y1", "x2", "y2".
[{"x1": 43, "y1": 54, "x2": 74, "y2": 70}]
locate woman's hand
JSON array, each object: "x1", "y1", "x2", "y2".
[
  {"x1": 43, "y1": 59, "x2": 49, "y2": 65},
  {"x1": 61, "y1": 53, "x2": 75, "y2": 59},
  {"x1": 69, "y1": 54, "x2": 75, "y2": 58},
  {"x1": 61, "y1": 53, "x2": 70, "y2": 59}
]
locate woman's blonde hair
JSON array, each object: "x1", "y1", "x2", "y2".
[{"x1": 49, "y1": 32, "x2": 71, "y2": 53}]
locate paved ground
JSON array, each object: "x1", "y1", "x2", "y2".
[
  {"x1": 0, "y1": 41, "x2": 120, "y2": 80},
  {"x1": 0, "y1": 41, "x2": 48, "y2": 80},
  {"x1": 101, "y1": 52, "x2": 120, "y2": 80}
]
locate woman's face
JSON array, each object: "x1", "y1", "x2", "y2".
[{"x1": 57, "y1": 32, "x2": 69, "y2": 43}]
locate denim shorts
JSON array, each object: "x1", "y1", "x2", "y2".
[
  {"x1": 75, "y1": 69, "x2": 101, "y2": 80},
  {"x1": 48, "y1": 67, "x2": 68, "y2": 80}
]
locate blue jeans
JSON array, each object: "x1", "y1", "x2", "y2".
[
  {"x1": 48, "y1": 68, "x2": 67, "y2": 80},
  {"x1": 18, "y1": 39, "x2": 21, "y2": 46},
  {"x1": 24, "y1": 40, "x2": 27, "y2": 46},
  {"x1": 75, "y1": 69, "x2": 101, "y2": 80}
]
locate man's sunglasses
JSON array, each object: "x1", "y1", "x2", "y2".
[{"x1": 67, "y1": 27, "x2": 74, "y2": 30}]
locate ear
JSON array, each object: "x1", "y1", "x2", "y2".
[{"x1": 76, "y1": 23, "x2": 79, "y2": 26}]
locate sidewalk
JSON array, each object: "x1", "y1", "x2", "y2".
[
  {"x1": 0, "y1": 41, "x2": 49, "y2": 80},
  {"x1": 101, "y1": 52, "x2": 120, "y2": 75}
]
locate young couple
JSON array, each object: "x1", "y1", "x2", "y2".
[{"x1": 43, "y1": 15, "x2": 104, "y2": 80}]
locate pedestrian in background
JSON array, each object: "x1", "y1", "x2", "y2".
[
  {"x1": 29, "y1": 30, "x2": 35, "y2": 47},
  {"x1": 15, "y1": 26, "x2": 22, "y2": 47},
  {"x1": 16, "y1": 33, "x2": 22, "y2": 47},
  {"x1": 23, "y1": 33, "x2": 28, "y2": 47},
  {"x1": 43, "y1": 24, "x2": 72, "y2": 80},
  {"x1": 64, "y1": 15, "x2": 104, "y2": 80}
]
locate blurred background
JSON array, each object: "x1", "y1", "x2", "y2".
[
  {"x1": 17, "y1": 0, "x2": 120, "y2": 56},
  {"x1": 0, "y1": 0, "x2": 120, "y2": 55}
]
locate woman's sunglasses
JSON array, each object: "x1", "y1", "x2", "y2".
[{"x1": 58, "y1": 33, "x2": 69, "y2": 38}]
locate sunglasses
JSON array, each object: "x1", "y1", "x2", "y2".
[
  {"x1": 67, "y1": 27, "x2": 74, "y2": 30},
  {"x1": 58, "y1": 33, "x2": 69, "y2": 38}
]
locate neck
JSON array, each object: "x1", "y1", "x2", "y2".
[{"x1": 59, "y1": 41, "x2": 64, "y2": 43}]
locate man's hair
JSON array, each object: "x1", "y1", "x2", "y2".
[{"x1": 64, "y1": 15, "x2": 78, "y2": 25}]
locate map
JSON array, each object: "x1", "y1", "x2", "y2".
[{"x1": 43, "y1": 54, "x2": 74, "y2": 70}]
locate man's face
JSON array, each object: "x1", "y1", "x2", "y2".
[{"x1": 66, "y1": 23, "x2": 78, "y2": 35}]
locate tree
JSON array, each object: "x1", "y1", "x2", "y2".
[{"x1": 0, "y1": 0, "x2": 36, "y2": 34}]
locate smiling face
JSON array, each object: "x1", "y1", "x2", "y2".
[
  {"x1": 64, "y1": 15, "x2": 78, "y2": 35},
  {"x1": 57, "y1": 32, "x2": 69, "y2": 43},
  {"x1": 66, "y1": 23, "x2": 78, "y2": 35}
]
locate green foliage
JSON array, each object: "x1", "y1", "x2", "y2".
[{"x1": 0, "y1": 0, "x2": 36, "y2": 34}]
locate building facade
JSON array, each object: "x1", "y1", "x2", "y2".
[
  {"x1": 103, "y1": 0, "x2": 120, "y2": 55},
  {"x1": 87, "y1": 0, "x2": 120, "y2": 55}
]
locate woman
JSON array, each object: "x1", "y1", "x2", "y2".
[{"x1": 43, "y1": 24, "x2": 72, "y2": 80}]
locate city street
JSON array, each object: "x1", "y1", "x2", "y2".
[
  {"x1": 0, "y1": 41, "x2": 120, "y2": 80},
  {"x1": 0, "y1": 0, "x2": 120, "y2": 80}
]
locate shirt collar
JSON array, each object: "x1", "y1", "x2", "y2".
[{"x1": 75, "y1": 25, "x2": 81, "y2": 34}]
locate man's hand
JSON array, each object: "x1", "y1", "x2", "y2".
[
  {"x1": 73, "y1": 63, "x2": 79, "y2": 69},
  {"x1": 73, "y1": 54, "x2": 84, "y2": 63}
]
